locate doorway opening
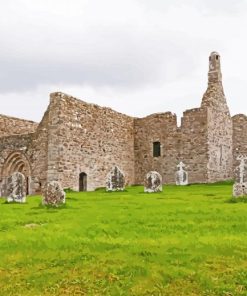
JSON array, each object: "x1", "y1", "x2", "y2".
[
  {"x1": 79, "y1": 172, "x2": 87, "y2": 191},
  {"x1": 26, "y1": 176, "x2": 29, "y2": 195}
]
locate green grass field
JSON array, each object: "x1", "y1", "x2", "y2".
[{"x1": 1, "y1": 183, "x2": 247, "y2": 296}]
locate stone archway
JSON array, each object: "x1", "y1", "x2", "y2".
[{"x1": 1, "y1": 151, "x2": 32, "y2": 195}]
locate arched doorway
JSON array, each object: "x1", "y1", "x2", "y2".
[
  {"x1": 79, "y1": 172, "x2": 87, "y2": 191},
  {"x1": 2, "y1": 152, "x2": 32, "y2": 195}
]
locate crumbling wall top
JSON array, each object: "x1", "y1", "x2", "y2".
[
  {"x1": 0, "y1": 114, "x2": 38, "y2": 137},
  {"x1": 232, "y1": 114, "x2": 247, "y2": 121}
]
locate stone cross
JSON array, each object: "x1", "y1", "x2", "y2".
[
  {"x1": 177, "y1": 161, "x2": 185, "y2": 171},
  {"x1": 237, "y1": 155, "x2": 247, "y2": 184},
  {"x1": 176, "y1": 161, "x2": 188, "y2": 185},
  {"x1": 233, "y1": 155, "x2": 247, "y2": 197}
]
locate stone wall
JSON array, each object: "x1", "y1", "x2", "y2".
[
  {"x1": 0, "y1": 110, "x2": 50, "y2": 195},
  {"x1": 134, "y1": 112, "x2": 178, "y2": 184},
  {"x1": 134, "y1": 52, "x2": 234, "y2": 185},
  {"x1": 179, "y1": 107, "x2": 208, "y2": 183},
  {"x1": 46, "y1": 92, "x2": 135, "y2": 191},
  {"x1": 0, "y1": 134, "x2": 33, "y2": 196},
  {"x1": 0, "y1": 52, "x2": 243, "y2": 191},
  {"x1": 0, "y1": 114, "x2": 38, "y2": 136},
  {"x1": 232, "y1": 114, "x2": 247, "y2": 180},
  {"x1": 207, "y1": 106, "x2": 232, "y2": 182},
  {"x1": 28, "y1": 110, "x2": 50, "y2": 192},
  {"x1": 201, "y1": 52, "x2": 233, "y2": 182}
]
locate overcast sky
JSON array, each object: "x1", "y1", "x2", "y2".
[{"x1": 1, "y1": 0, "x2": 247, "y2": 123}]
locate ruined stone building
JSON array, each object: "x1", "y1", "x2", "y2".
[{"x1": 0, "y1": 52, "x2": 246, "y2": 194}]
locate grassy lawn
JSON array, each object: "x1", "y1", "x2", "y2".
[{"x1": 0, "y1": 183, "x2": 247, "y2": 296}]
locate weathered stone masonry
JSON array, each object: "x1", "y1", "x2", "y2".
[
  {"x1": 46, "y1": 93, "x2": 135, "y2": 191},
  {"x1": 0, "y1": 111, "x2": 49, "y2": 195},
  {"x1": 232, "y1": 114, "x2": 247, "y2": 181},
  {"x1": 0, "y1": 52, "x2": 245, "y2": 193},
  {"x1": 202, "y1": 51, "x2": 233, "y2": 182},
  {"x1": 0, "y1": 114, "x2": 38, "y2": 136},
  {"x1": 134, "y1": 53, "x2": 232, "y2": 184}
]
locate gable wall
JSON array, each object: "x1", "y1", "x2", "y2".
[{"x1": 46, "y1": 92, "x2": 135, "y2": 191}]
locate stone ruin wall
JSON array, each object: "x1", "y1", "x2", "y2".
[
  {"x1": 134, "y1": 112, "x2": 178, "y2": 184},
  {"x1": 134, "y1": 106, "x2": 210, "y2": 184},
  {"x1": 232, "y1": 114, "x2": 247, "y2": 181},
  {"x1": 46, "y1": 92, "x2": 135, "y2": 191},
  {"x1": 0, "y1": 114, "x2": 38, "y2": 136},
  {"x1": 0, "y1": 51, "x2": 244, "y2": 191},
  {"x1": 133, "y1": 85, "x2": 233, "y2": 185},
  {"x1": 0, "y1": 134, "x2": 33, "y2": 195},
  {"x1": 0, "y1": 135, "x2": 33, "y2": 173},
  {"x1": 134, "y1": 51, "x2": 234, "y2": 185},
  {"x1": 201, "y1": 83, "x2": 233, "y2": 182},
  {"x1": 0, "y1": 99, "x2": 244, "y2": 191},
  {"x1": 201, "y1": 52, "x2": 233, "y2": 182},
  {"x1": 179, "y1": 108, "x2": 208, "y2": 183},
  {"x1": 28, "y1": 110, "x2": 50, "y2": 192},
  {"x1": 0, "y1": 110, "x2": 50, "y2": 195},
  {"x1": 207, "y1": 107, "x2": 233, "y2": 182}
]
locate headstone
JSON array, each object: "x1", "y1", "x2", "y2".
[
  {"x1": 233, "y1": 155, "x2": 247, "y2": 197},
  {"x1": 144, "y1": 171, "x2": 162, "y2": 193},
  {"x1": 6, "y1": 172, "x2": 26, "y2": 203},
  {"x1": 106, "y1": 166, "x2": 125, "y2": 191},
  {"x1": 233, "y1": 182, "x2": 247, "y2": 197},
  {"x1": 42, "y1": 181, "x2": 66, "y2": 206},
  {"x1": 175, "y1": 161, "x2": 188, "y2": 185}
]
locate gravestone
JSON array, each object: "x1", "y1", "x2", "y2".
[
  {"x1": 233, "y1": 155, "x2": 247, "y2": 197},
  {"x1": 144, "y1": 171, "x2": 162, "y2": 193},
  {"x1": 42, "y1": 181, "x2": 66, "y2": 206},
  {"x1": 6, "y1": 172, "x2": 26, "y2": 203},
  {"x1": 106, "y1": 166, "x2": 125, "y2": 191},
  {"x1": 175, "y1": 161, "x2": 188, "y2": 185}
]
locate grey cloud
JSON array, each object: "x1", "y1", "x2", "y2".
[
  {"x1": 191, "y1": 0, "x2": 247, "y2": 15},
  {"x1": 1, "y1": 0, "x2": 247, "y2": 123},
  {"x1": 0, "y1": 23, "x2": 199, "y2": 93},
  {"x1": 0, "y1": 0, "x2": 216, "y2": 94}
]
